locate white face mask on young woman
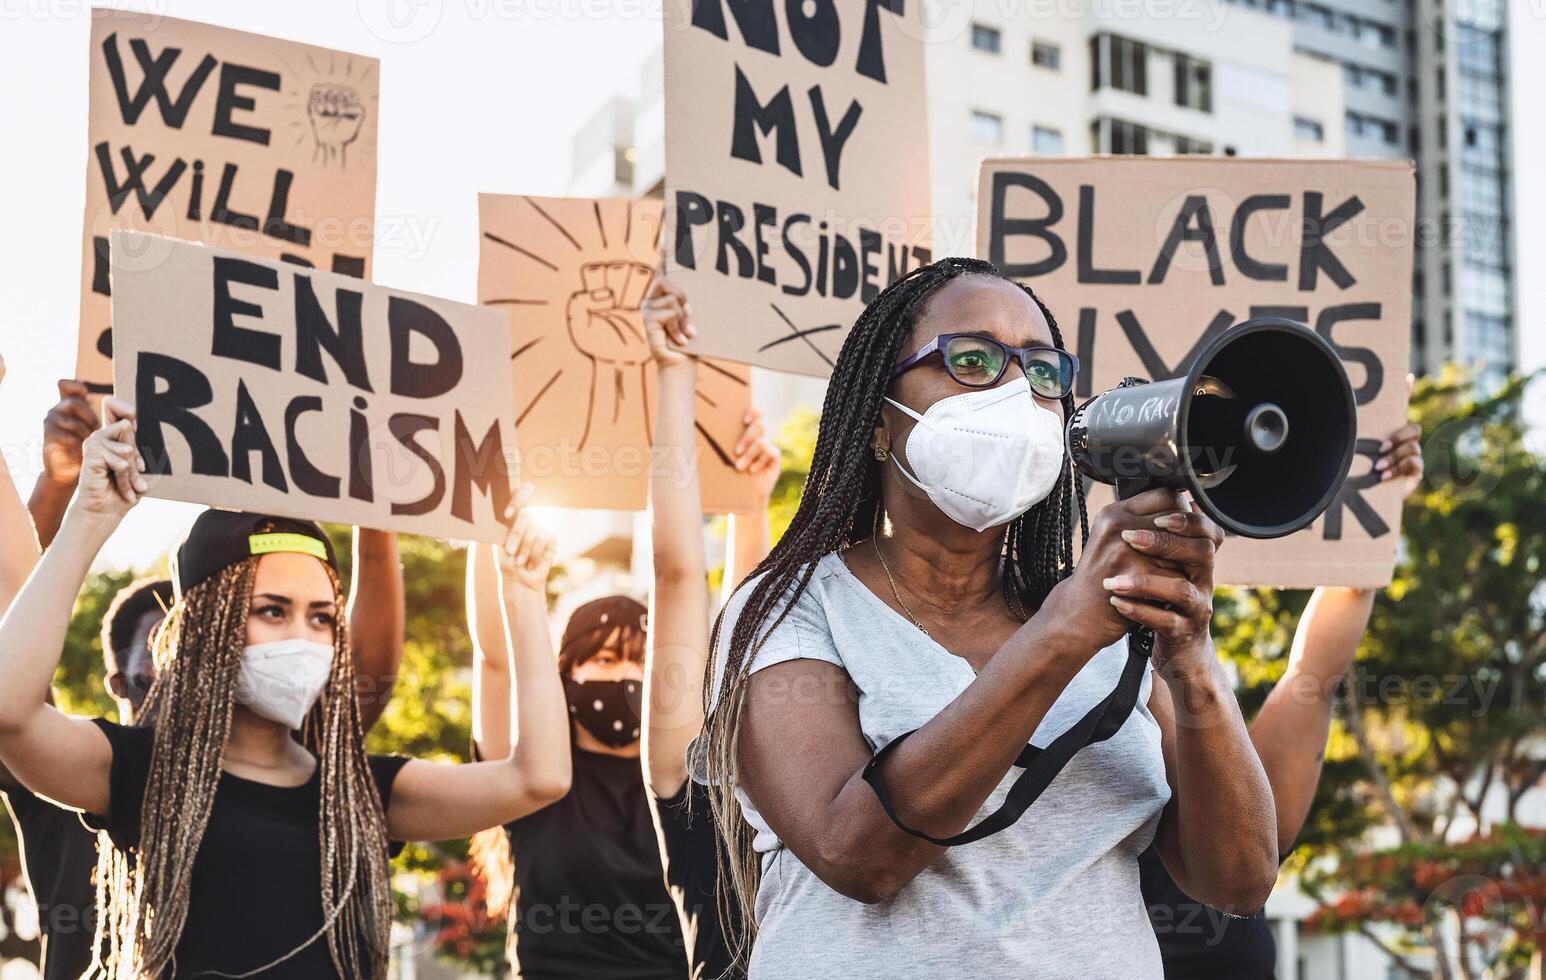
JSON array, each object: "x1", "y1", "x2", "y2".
[
  {"x1": 886, "y1": 376, "x2": 1066, "y2": 533},
  {"x1": 234, "y1": 639, "x2": 335, "y2": 730}
]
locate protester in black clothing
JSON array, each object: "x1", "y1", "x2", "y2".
[
  {"x1": 642, "y1": 274, "x2": 778, "y2": 979},
  {"x1": 0, "y1": 386, "x2": 410, "y2": 980},
  {"x1": 1, "y1": 577, "x2": 167, "y2": 980},
  {"x1": 471, "y1": 579, "x2": 688, "y2": 980},
  {"x1": 1142, "y1": 417, "x2": 1424, "y2": 978},
  {"x1": 0, "y1": 398, "x2": 573, "y2": 979},
  {"x1": 466, "y1": 294, "x2": 775, "y2": 978}
]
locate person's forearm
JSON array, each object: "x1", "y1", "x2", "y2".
[
  {"x1": 469, "y1": 543, "x2": 512, "y2": 756},
  {"x1": 820, "y1": 613, "x2": 1095, "y2": 889},
  {"x1": 723, "y1": 509, "x2": 772, "y2": 607},
  {"x1": 1166, "y1": 660, "x2": 1279, "y2": 910},
  {"x1": 27, "y1": 473, "x2": 72, "y2": 550},
  {"x1": 650, "y1": 360, "x2": 703, "y2": 580},
  {"x1": 503, "y1": 586, "x2": 571, "y2": 794},
  {"x1": 348, "y1": 528, "x2": 404, "y2": 731},
  {"x1": 0, "y1": 512, "x2": 112, "y2": 733},
  {"x1": 0, "y1": 455, "x2": 40, "y2": 612},
  {"x1": 1251, "y1": 585, "x2": 1375, "y2": 851},
  {"x1": 646, "y1": 358, "x2": 711, "y2": 794}
]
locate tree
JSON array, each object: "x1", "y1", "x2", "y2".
[{"x1": 1215, "y1": 370, "x2": 1546, "y2": 979}]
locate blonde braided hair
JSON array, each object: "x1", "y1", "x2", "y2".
[{"x1": 88, "y1": 556, "x2": 395, "y2": 979}]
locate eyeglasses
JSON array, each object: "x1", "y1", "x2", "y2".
[{"x1": 892, "y1": 333, "x2": 1079, "y2": 398}]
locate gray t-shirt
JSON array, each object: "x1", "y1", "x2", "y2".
[{"x1": 700, "y1": 552, "x2": 1171, "y2": 979}]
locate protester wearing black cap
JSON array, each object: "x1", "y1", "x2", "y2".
[
  {"x1": 0, "y1": 398, "x2": 573, "y2": 980},
  {"x1": 0, "y1": 390, "x2": 406, "y2": 980}
]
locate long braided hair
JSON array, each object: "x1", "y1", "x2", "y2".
[
  {"x1": 698, "y1": 257, "x2": 1089, "y2": 965},
  {"x1": 88, "y1": 556, "x2": 395, "y2": 979}
]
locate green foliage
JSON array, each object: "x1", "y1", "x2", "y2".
[{"x1": 768, "y1": 405, "x2": 819, "y2": 546}]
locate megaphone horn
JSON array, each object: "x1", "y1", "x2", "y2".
[{"x1": 1065, "y1": 317, "x2": 1357, "y2": 540}]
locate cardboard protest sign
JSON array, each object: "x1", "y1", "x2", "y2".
[
  {"x1": 110, "y1": 231, "x2": 515, "y2": 543},
  {"x1": 477, "y1": 194, "x2": 760, "y2": 513},
  {"x1": 977, "y1": 158, "x2": 1415, "y2": 588},
  {"x1": 80, "y1": 11, "x2": 379, "y2": 393},
  {"x1": 663, "y1": 0, "x2": 933, "y2": 377}
]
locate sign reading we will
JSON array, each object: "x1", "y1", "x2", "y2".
[
  {"x1": 978, "y1": 157, "x2": 1415, "y2": 588},
  {"x1": 664, "y1": 0, "x2": 932, "y2": 377},
  {"x1": 111, "y1": 232, "x2": 516, "y2": 544},
  {"x1": 80, "y1": 11, "x2": 379, "y2": 393}
]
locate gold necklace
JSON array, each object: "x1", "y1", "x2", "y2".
[{"x1": 872, "y1": 532, "x2": 930, "y2": 637}]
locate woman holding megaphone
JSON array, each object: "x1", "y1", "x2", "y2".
[
  {"x1": 694, "y1": 257, "x2": 1279, "y2": 978},
  {"x1": 0, "y1": 397, "x2": 574, "y2": 980}
]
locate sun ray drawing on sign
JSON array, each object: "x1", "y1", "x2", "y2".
[{"x1": 478, "y1": 195, "x2": 756, "y2": 511}]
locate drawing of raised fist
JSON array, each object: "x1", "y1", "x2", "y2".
[
  {"x1": 308, "y1": 83, "x2": 366, "y2": 166},
  {"x1": 566, "y1": 261, "x2": 656, "y2": 451},
  {"x1": 565, "y1": 261, "x2": 655, "y2": 366}
]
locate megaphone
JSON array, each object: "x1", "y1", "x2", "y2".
[{"x1": 1066, "y1": 317, "x2": 1357, "y2": 539}]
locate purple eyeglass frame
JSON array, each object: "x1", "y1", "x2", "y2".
[{"x1": 891, "y1": 332, "x2": 1080, "y2": 396}]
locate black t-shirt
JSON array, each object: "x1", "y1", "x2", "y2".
[
  {"x1": 652, "y1": 783, "x2": 743, "y2": 980},
  {"x1": 2, "y1": 786, "x2": 98, "y2": 980},
  {"x1": 85, "y1": 718, "x2": 409, "y2": 979},
  {"x1": 1139, "y1": 845, "x2": 1277, "y2": 979},
  {"x1": 504, "y1": 746, "x2": 687, "y2": 980}
]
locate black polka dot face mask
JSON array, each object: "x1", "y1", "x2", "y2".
[{"x1": 563, "y1": 677, "x2": 643, "y2": 748}]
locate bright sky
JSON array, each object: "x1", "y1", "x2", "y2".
[{"x1": 0, "y1": 0, "x2": 1541, "y2": 570}]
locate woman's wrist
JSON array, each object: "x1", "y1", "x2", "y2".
[
  {"x1": 657, "y1": 358, "x2": 697, "y2": 388},
  {"x1": 1160, "y1": 653, "x2": 1232, "y2": 714},
  {"x1": 58, "y1": 501, "x2": 123, "y2": 551}
]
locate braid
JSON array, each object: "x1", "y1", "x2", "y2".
[
  {"x1": 698, "y1": 257, "x2": 1088, "y2": 969},
  {"x1": 87, "y1": 559, "x2": 394, "y2": 979}
]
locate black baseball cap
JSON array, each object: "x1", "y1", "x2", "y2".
[
  {"x1": 560, "y1": 595, "x2": 648, "y2": 655},
  {"x1": 171, "y1": 510, "x2": 338, "y2": 599}
]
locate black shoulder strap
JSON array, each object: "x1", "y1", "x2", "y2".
[{"x1": 861, "y1": 628, "x2": 1153, "y2": 847}]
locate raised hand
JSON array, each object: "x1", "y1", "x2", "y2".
[
  {"x1": 641, "y1": 273, "x2": 697, "y2": 368},
  {"x1": 732, "y1": 408, "x2": 781, "y2": 501},
  {"x1": 41, "y1": 380, "x2": 101, "y2": 490},
  {"x1": 566, "y1": 261, "x2": 655, "y2": 365},
  {"x1": 497, "y1": 484, "x2": 556, "y2": 595},
  {"x1": 1375, "y1": 422, "x2": 1423, "y2": 500},
  {"x1": 71, "y1": 397, "x2": 147, "y2": 524}
]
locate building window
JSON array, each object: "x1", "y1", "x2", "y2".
[
  {"x1": 1031, "y1": 40, "x2": 1061, "y2": 70},
  {"x1": 614, "y1": 147, "x2": 634, "y2": 187},
  {"x1": 1347, "y1": 111, "x2": 1400, "y2": 144},
  {"x1": 971, "y1": 110, "x2": 1004, "y2": 143},
  {"x1": 1294, "y1": 116, "x2": 1325, "y2": 141},
  {"x1": 971, "y1": 23, "x2": 1001, "y2": 54},
  {"x1": 1175, "y1": 135, "x2": 1214, "y2": 154},
  {"x1": 1174, "y1": 53, "x2": 1212, "y2": 111},
  {"x1": 1032, "y1": 125, "x2": 1064, "y2": 154},
  {"x1": 1096, "y1": 118, "x2": 1150, "y2": 154},
  {"x1": 1091, "y1": 34, "x2": 1149, "y2": 95},
  {"x1": 1346, "y1": 63, "x2": 1398, "y2": 95},
  {"x1": 1463, "y1": 311, "x2": 1511, "y2": 373},
  {"x1": 1300, "y1": 4, "x2": 1335, "y2": 29}
]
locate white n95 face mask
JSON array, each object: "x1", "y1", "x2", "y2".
[
  {"x1": 234, "y1": 639, "x2": 335, "y2": 731},
  {"x1": 886, "y1": 376, "x2": 1066, "y2": 533}
]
